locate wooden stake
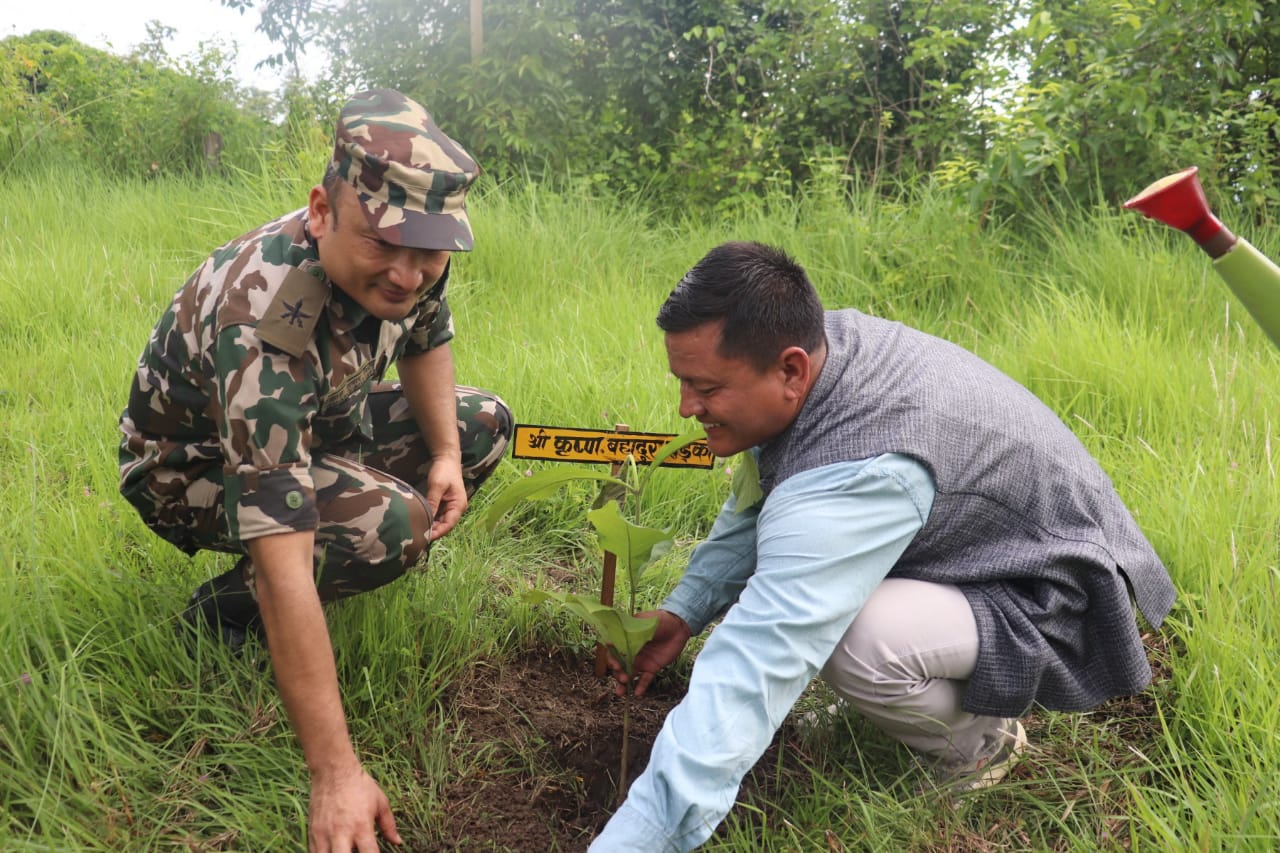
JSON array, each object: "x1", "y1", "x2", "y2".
[
  {"x1": 470, "y1": 0, "x2": 484, "y2": 59},
  {"x1": 595, "y1": 423, "x2": 629, "y2": 677}
]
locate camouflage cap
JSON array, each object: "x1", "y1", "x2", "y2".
[{"x1": 331, "y1": 88, "x2": 480, "y2": 251}]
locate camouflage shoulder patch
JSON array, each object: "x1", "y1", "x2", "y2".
[{"x1": 257, "y1": 268, "x2": 328, "y2": 357}]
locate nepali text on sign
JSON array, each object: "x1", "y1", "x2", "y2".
[{"x1": 511, "y1": 424, "x2": 714, "y2": 469}]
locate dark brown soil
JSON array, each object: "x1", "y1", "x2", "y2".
[
  {"x1": 401, "y1": 648, "x2": 685, "y2": 852},
  {"x1": 393, "y1": 631, "x2": 1174, "y2": 852}
]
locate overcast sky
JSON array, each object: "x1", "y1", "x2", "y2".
[{"x1": 4, "y1": 0, "x2": 322, "y2": 91}]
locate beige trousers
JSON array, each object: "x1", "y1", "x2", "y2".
[{"x1": 820, "y1": 577, "x2": 1012, "y2": 763}]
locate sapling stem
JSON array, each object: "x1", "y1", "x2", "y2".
[{"x1": 618, "y1": 688, "x2": 632, "y2": 808}]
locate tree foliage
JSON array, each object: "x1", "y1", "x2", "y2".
[
  {"x1": 223, "y1": 0, "x2": 1017, "y2": 207},
  {"x1": 0, "y1": 29, "x2": 279, "y2": 178},
  {"x1": 227, "y1": 0, "x2": 1280, "y2": 217},
  {"x1": 8, "y1": 1, "x2": 1280, "y2": 222},
  {"x1": 979, "y1": 0, "x2": 1280, "y2": 222}
]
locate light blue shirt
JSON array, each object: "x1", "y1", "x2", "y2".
[{"x1": 589, "y1": 452, "x2": 935, "y2": 852}]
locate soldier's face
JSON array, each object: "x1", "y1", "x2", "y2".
[
  {"x1": 309, "y1": 183, "x2": 451, "y2": 322},
  {"x1": 665, "y1": 321, "x2": 805, "y2": 457}
]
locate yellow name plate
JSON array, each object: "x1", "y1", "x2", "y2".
[{"x1": 512, "y1": 424, "x2": 714, "y2": 469}]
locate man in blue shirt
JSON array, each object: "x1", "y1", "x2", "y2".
[{"x1": 591, "y1": 241, "x2": 1175, "y2": 851}]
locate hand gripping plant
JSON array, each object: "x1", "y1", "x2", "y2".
[{"x1": 483, "y1": 428, "x2": 707, "y2": 803}]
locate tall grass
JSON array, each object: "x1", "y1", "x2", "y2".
[{"x1": 1, "y1": 163, "x2": 1276, "y2": 850}]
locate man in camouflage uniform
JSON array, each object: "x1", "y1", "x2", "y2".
[{"x1": 119, "y1": 88, "x2": 512, "y2": 852}]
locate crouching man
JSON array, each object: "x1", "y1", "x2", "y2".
[
  {"x1": 593, "y1": 241, "x2": 1174, "y2": 851},
  {"x1": 118, "y1": 89, "x2": 512, "y2": 851}
]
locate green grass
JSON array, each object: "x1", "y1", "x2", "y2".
[{"x1": 1, "y1": 162, "x2": 1277, "y2": 851}]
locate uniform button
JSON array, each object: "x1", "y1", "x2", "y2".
[{"x1": 285, "y1": 490, "x2": 304, "y2": 509}]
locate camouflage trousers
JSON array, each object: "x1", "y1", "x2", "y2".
[{"x1": 144, "y1": 383, "x2": 511, "y2": 614}]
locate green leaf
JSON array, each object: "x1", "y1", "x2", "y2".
[
  {"x1": 730, "y1": 450, "x2": 763, "y2": 512},
  {"x1": 483, "y1": 468, "x2": 630, "y2": 532},
  {"x1": 587, "y1": 501, "x2": 673, "y2": 592},
  {"x1": 522, "y1": 590, "x2": 659, "y2": 673}
]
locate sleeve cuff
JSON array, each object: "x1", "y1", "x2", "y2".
[
  {"x1": 660, "y1": 585, "x2": 712, "y2": 636},
  {"x1": 589, "y1": 800, "x2": 681, "y2": 852},
  {"x1": 224, "y1": 464, "x2": 319, "y2": 540}
]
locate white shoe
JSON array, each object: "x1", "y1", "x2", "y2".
[{"x1": 934, "y1": 719, "x2": 1027, "y2": 792}]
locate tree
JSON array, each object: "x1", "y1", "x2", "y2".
[
  {"x1": 1, "y1": 30, "x2": 273, "y2": 178},
  {"x1": 221, "y1": 0, "x2": 1280, "y2": 219},
  {"x1": 223, "y1": 0, "x2": 1014, "y2": 202},
  {"x1": 973, "y1": 0, "x2": 1280, "y2": 221}
]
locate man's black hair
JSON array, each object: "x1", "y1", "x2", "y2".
[{"x1": 656, "y1": 241, "x2": 826, "y2": 372}]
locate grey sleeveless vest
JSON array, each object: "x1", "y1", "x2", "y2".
[{"x1": 758, "y1": 310, "x2": 1175, "y2": 716}]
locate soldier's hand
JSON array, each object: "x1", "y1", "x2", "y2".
[
  {"x1": 425, "y1": 456, "x2": 467, "y2": 541},
  {"x1": 307, "y1": 765, "x2": 401, "y2": 852}
]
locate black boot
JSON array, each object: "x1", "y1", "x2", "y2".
[{"x1": 179, "y1": 558, "x2": 264, "y2": 655}]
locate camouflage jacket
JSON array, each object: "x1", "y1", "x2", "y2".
[{"x1": 119, "y1": 208, "x2": 453, "y2": 543}]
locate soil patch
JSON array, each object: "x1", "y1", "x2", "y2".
[
  {"x1": 395, "y1": 631, "x2": 1174, "y2": 851},
  {"x1": 403, "y1": 648, "x2": 683, "y2": 852}
]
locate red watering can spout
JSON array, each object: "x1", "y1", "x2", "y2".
[
  {"x1": 1123, "y1": 165, "x2": 1280, "y2": 347},
  {"x1": 1122, "y1": 166, "x2": 1235, "y2": 257}
]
